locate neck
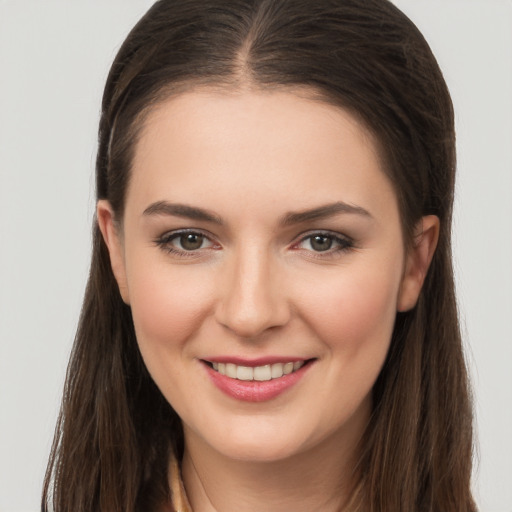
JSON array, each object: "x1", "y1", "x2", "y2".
[{"x1": 180, "y1": 427, "x2": 364, "y2": 512}]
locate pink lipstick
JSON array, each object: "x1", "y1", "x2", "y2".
[{"x1": 202, "y1": 358, "x2": 314, "y2": 402}]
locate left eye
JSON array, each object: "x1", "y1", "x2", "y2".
[{"x1": 296, "y1": 233, "x2": 352, "y2": 253}]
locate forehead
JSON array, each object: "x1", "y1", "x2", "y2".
[{"x1": 128, "y1": 88, "x2": 398, "y2": 223}]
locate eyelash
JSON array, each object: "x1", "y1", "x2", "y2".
[
  {"x1": 154, "y1": 229, "x2": 219, "y2": 258},
  {"x1": 154, "y1": 229, "x2": 355, "y2": 258},
  {"x1": 292, "y1": 231, "x2": 355, "y2": 258}
]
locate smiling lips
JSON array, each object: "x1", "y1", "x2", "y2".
[
  {"x1": 203, "y1": 358, "x2": 313, "y2": 402},
  {"x1": 212, "y1": 361, "x2": 305, "y2": 381}
]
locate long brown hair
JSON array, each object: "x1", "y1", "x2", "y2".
[{"x1": 42, "y1": 1, "x2": 476, "y2": 510}]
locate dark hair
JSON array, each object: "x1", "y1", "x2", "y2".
[{"x1": 43, "y1": 1, "x2": 475, "y2": 510}]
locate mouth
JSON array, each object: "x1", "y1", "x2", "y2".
[
  {"x1": 203, "y1": 359, "x2": 313, "y2": 382},
  {"x1": 202, "y1": 358, "x2": 315, "y2": 402}
]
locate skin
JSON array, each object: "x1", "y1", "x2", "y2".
[{"x1": 98, "y1": 89, "x2": 438, "y2": 512}]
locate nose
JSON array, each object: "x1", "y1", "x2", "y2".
[{"x1": 214, "y1": 245, "x2": 291, "y2": 339}]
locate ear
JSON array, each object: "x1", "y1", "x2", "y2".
[
  {"x1": 96, "y1": 200, "x2": 130, "y2": 304},
  {"x1": 397, "y1": 215, "x2": 439, "y2": 312}
]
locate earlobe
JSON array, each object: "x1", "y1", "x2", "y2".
[
  {"x1": 96, "y1": 200, "x2": 130, "y2": 304},
  {"x1": 397, "y1": 215, "x2": 440, "y2": 312}
]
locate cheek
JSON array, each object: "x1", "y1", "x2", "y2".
[
  {"x1": 126, "y1": 255, "x2": 214, "y2": 353},
  {"x1": 297, "y1": 263, "x2": 401, "y2": 356},
  {"x1": 296, "y1": 265, "x2": 402, "y2": 428},
  {"x1": 124, "y1": 257, "x2": 217, "y2": 411}
]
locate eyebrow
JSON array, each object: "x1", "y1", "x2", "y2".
[
  {"x1": 280, "y1": 201, "x2": 372, "y2": 225},
  {"x1": 142, "y1": 200, "x2": 372, "y2": 226},
  {"x1": 142, "y1": 201, "x2": 223, "y2": 224}
]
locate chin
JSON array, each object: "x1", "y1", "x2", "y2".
[
  {"x1": 216, "y1": 437, "x2": 307, "y2": 463},
  {"x1": 185, "y1": 418, "x2": 313, "y2": 463}
]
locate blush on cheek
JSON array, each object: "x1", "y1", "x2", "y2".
[
  {"x1": 302, "y1": 271, "x2": 399, "y2": 356},
  {"x1": 128, "y1": 264, "x2": 212, "y2": 353},
  {"x1": 127, "y1": 270, "x2": 208, "y2": 409}
]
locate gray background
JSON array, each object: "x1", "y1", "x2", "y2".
[{"x1": 0, "y1": 1, "x2": 511, "y2": 510}]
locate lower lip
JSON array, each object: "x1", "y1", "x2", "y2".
[{"x1": 203, "y1": 361, "x2": 313, "y2": 402}]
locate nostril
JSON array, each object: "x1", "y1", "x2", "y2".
[{"x1": 213, "y1": 257, "x2": 291, "y2": 337}]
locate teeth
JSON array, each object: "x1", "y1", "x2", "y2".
[
  {"x1": 283, "y1": 362, "x2": 294, "y2": 375},
  {"x1": 254, "y1": 365, "x2": 271, "y2": 381},
  {"x1": 212, "y1": 361, "x2": 305, "y2": 381},
  {"x1": 226, "y1": 363, "x2": 237, "y2": 379},
  {"x1": 236, "y1": 366, "x2": 252, "y2": 380},
  {"x1": 271, "y1": 363, "x2": 283, "y2": 379}
]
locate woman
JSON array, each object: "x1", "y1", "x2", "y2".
[{"x1": 42, "y1": 0, "x2": 476, "y2": 510}]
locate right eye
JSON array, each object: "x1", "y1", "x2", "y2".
[
  {"x1": 172, "y1": 232, "x2": 209, "y2": 251},
  {"x1": 155, "y1": 230, "x2": 218, "y2": 256}
]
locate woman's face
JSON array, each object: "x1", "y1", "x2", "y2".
[{"x1": 99, "y1": 89, "x2": 433, "y2": 462}]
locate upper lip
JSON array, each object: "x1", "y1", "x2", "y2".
[{"x1": 202, "y1": 356, "x2": 312, "y2": 367}]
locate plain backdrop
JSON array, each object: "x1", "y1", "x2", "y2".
[{"x1": 0, "y1": 1, "x2": 511, "y2": 511}]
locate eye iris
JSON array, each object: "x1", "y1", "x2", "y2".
[
  {"x1": 310, "y1": 235, "x2": 332, "y2": 251},
  {"x1": 180, "y1": 233, "x2": 204, "y2": 250}
]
